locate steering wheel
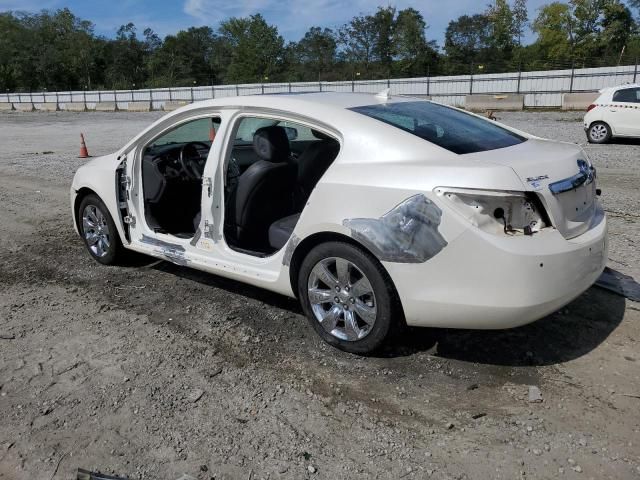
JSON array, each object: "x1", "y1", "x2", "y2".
[{"x1": 179, "y1": 142, "x2": 210, "y2": 180}]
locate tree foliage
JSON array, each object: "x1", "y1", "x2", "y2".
[{"x1": 0, "y1": 1, "x2": 639, "y2": 92}]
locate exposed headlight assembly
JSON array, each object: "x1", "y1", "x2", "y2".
[{"x1": 435, "y1": 187, "x2": 548, "y2": 236}]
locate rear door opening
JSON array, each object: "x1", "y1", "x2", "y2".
[{"x1": 221, "y1": 115, "x2": 340, "y2": 257}]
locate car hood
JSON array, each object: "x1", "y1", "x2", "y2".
[{"x1": 467, "y1": 138, "x2": 598, "y2": 239}]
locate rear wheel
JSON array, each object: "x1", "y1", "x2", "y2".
[
  {"x1": 587, "y1": 122, "x2": 612, "y2": 144},
  {"x1": 78, "y1": 194, "x2": 125, "y2": 265},
  {"x1": 298, "y1": 241, "x2": 397, "y2": 354}
]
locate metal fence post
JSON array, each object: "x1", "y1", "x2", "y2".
[
  {"x1": 169, "y1": 88, "x2": 173, "y2": 101},
  {"x1": 516, "y1": 64, "x2": 522, "y2": 94},
  {"x1": 426, "y1": 67, "x2": 430, "y2": 96},
  {"x1": 261, "y1": 84, "x2": 264, "y2": 94},
  {"x1": 235, "y1": 85, "x2": 239, "y2": 96},
  {"x1": 98, "y1": 90, "x2": 102, "y2": 102},
  {"x1": 190, "y1": 87, "x2": 194, "y2": 102},
  {"x1": 634, "y1": 58, "x2": 638, "y2": 83},
  {"x1": 288, "y1": 82, "x2": 291, "y2": 93},
  {"x1": 569, "y1": 62, "x2": 575, "y2": 93},
  {"x1": 351, "y1": 80, "x2": 355, "y2": 92},
  {"x1": 55, "y1": 91, "x2": 59, "y2": 108},
  {"x1": 469, "y1": 63, "x2": 474, "y2": 95},
  {"x1": 211, "y1": 85, "x2": 215, "y2": 99},
  {"x1": 149, "y1": 89, "x2": 153, "y2": 110},
  {"x1": 29, "y1": 89, "x2": 33, "y2": 105}
]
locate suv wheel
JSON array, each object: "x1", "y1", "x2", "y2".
[{"x1": 587, "y1": 122, "x2": 612, "y2": 144}]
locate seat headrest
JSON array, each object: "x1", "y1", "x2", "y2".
[{"x1": 253, "y1": 126, "x2": 291, "y2": 163}]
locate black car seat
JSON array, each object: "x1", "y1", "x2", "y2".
[
  {"x1": 226, "y1": 126, "x2": 296, "y2": 249},
  {"x1": 294, "y1": 129, "x2": 339, "y2": 210}
]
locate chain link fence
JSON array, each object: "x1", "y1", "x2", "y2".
[{"x1": 2, "y1": 62, "x2": 638, "y2": 110}]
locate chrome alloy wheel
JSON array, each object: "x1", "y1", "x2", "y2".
[
  {"x1": 589, "y1": 123, "x2": 608, "y2": 142},
  {"x1": 307, "y1": 257, "x2": 377, "y2": 341},
  {"x1": 82, "y1": 204, "x2": 111, "y2": 258}
]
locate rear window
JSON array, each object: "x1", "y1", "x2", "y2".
[
  {"x1": 350, "y1": 101, "x2": 526, "y2": 154},
  {"x1": 612, "y1": 88, "x2": 640, "y2": 103}
]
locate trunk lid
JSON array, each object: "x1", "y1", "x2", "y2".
[{"x1": 469, "y1": 138, "x2": 598, "y2": 239}]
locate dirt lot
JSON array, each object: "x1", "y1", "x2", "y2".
[{"x1": 0, "y1": 110, "x2": 639, "y2": 480}]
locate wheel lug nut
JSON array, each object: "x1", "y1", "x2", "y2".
[
  {"x1": 334, "y1": 297, "x2": 340, "y2": 303},
  {"x1": 345, "y1": 286, "x2": 350, "y2": 292},
  {"x1": 335, "y1": 286, "x2": 340, "y2": 292},
  {"x1": 350, "y1": 298, "x2": 355, "y2": 303}
]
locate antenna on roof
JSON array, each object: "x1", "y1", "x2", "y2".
[{"x1": 375, "y1": 88, "x2": 391, "y2": 100}]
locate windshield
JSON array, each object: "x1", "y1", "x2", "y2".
[{"x1": 350, "y1": 101, "x2": 526, "y2": 154}]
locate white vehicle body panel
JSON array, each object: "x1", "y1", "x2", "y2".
[
  {"x1": 71, "y1": 93, "x2": 608, "y2": 329},
  {"x1": 584, "y1": 84, "x2": 640, "y2": 138}
]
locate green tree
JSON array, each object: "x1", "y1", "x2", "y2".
[
  {"x1": 532, "y1": 2, "x2": 574, "y2": 62},
  {"x1": 486, "y1": 0, "x2": 518, "y2": 60},
  {"x1": 338, "y1": 14, "x2": 377, "y2": 76},
  {"x1": 393, "y1": 8, "x2": 438, "y2": 77},
  {"x1": 296, "y1": 27, "x2": 337, "y2": 81},
  {"x1": 218, "y1": 14, "x2": 284, "y2": 83},
  {"x1": 600, "y1": 0, "x2": 635, "y2": 58},
  {"x1": 444, "y1": 14, "x2": 492, "y2": 70},
  {"x1": 104, "y1": 23, "x2": 147, "y2": 88},
  {"x1": 372, "y1": 6, "x2": 396, "y2": 77}
]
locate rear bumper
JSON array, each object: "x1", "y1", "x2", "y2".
[{"x1": 385, "y1": 203, "x2": 608, "y2": 329}]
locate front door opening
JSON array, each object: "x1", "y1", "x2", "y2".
[{"x1": 141, "y1": 116, "x2": 221, "y2": 238}]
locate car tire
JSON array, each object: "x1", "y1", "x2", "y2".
[
  {"x1": 587, "y1": 122, "x2": 612, "y2": 144},
  {"x1": 78, "y1": 194, "x2": 125, "y2": 265},
  {"x1": 298, "y1": 241, "x2": 398, "y2": 354}
]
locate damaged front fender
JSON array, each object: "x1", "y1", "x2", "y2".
[{"x1": 343, "y1": 194, "x2": 447, "y2": 263}]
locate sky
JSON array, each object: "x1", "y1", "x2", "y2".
[{"x1": 0, "y1": 0, "x2": 632, "y2": 47}]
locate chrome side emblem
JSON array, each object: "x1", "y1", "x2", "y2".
[{"x1": 548, "y1": 159, "x2": 596, "y2": 195}]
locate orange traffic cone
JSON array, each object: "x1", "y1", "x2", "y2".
[
  {"x1": 79, "y1": 133, "x2": 90, "y2": 158},
  {"x1": 209, "y1": 126, "x2": 216, "y2": 141}
]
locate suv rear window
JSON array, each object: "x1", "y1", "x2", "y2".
[
  {"x1": 612, "y1": 88, "x2": 640, "y2": 103},
  {"x1": 350, "y1": 101, "x2": 526, "y2": 154}
]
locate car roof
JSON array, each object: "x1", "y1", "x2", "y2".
[
  {"x1": 599, "y1": 83, "x2": 640, "y2": 93},
  {"x1": 182, "y1": 91, "x2": 420, "y2": 112}
]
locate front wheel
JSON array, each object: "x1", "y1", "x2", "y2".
[
  {"x1": 78, "y1": 194, "x2": 125, "y2": 265},
  {"x1": 587, "y1": 122, "x2": 612, "y2": 144},
  {"x1": 298, "y1": 241, "x2": 398, "y2": 354}
]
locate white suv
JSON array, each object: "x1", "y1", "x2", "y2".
[{"x1": 584, "y1": 84, "x2": 640, "y2": 143}]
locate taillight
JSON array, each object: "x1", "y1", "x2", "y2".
[{"x1": 586, "y1": 104, "x2": 596, "y2": 112}]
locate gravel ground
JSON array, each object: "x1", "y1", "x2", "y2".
[{"x1": 0, "y1": 110, "x2": 639, "y2": 480}]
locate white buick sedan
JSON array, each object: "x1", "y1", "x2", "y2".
[{"x1": 71, "y1": 92, "x2": 607, "y2": 353}]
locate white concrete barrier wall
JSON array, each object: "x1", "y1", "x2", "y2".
[
  {"x1": 465, "y1": 94, "x2": 525, "y2": 111},
  {"x1": 126, "y1": 102, "x2": 151, "y2": 112},
  {"x1": 163, "y1": 101, "x2": 190, "y2": 111},
  {"x1": 0, "y1": 103, "x2": 13, "y2": 111},
  {"x1": 562, "y1": 92, "x2": 600, "y2": 111},
  {"x1": 37, "y1": 103, "x2": 58, "y2": 112},
  {"x1": 95, "y1": 102, "x2": 117, "y2": 112},
  {"x1": 14, "y1": 103, "x2": 34, "y2": 112},
  {"x1": 63, "y1": 103, "x2": 86, "y2": 112}
]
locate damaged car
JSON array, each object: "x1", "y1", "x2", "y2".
[{"x1": 71, "y1": 92, "x2": 608, "y2": 354}]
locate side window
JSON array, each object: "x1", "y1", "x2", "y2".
[
  {"x1": 235, "y1": 118, "x2": 277, "y2": 142},
  {"x1": 149, "y1": 117, "x2": 221, "y2": 149},
  {"x1": 612, "y1": 88, "x2": 640, "y2": 103}
]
